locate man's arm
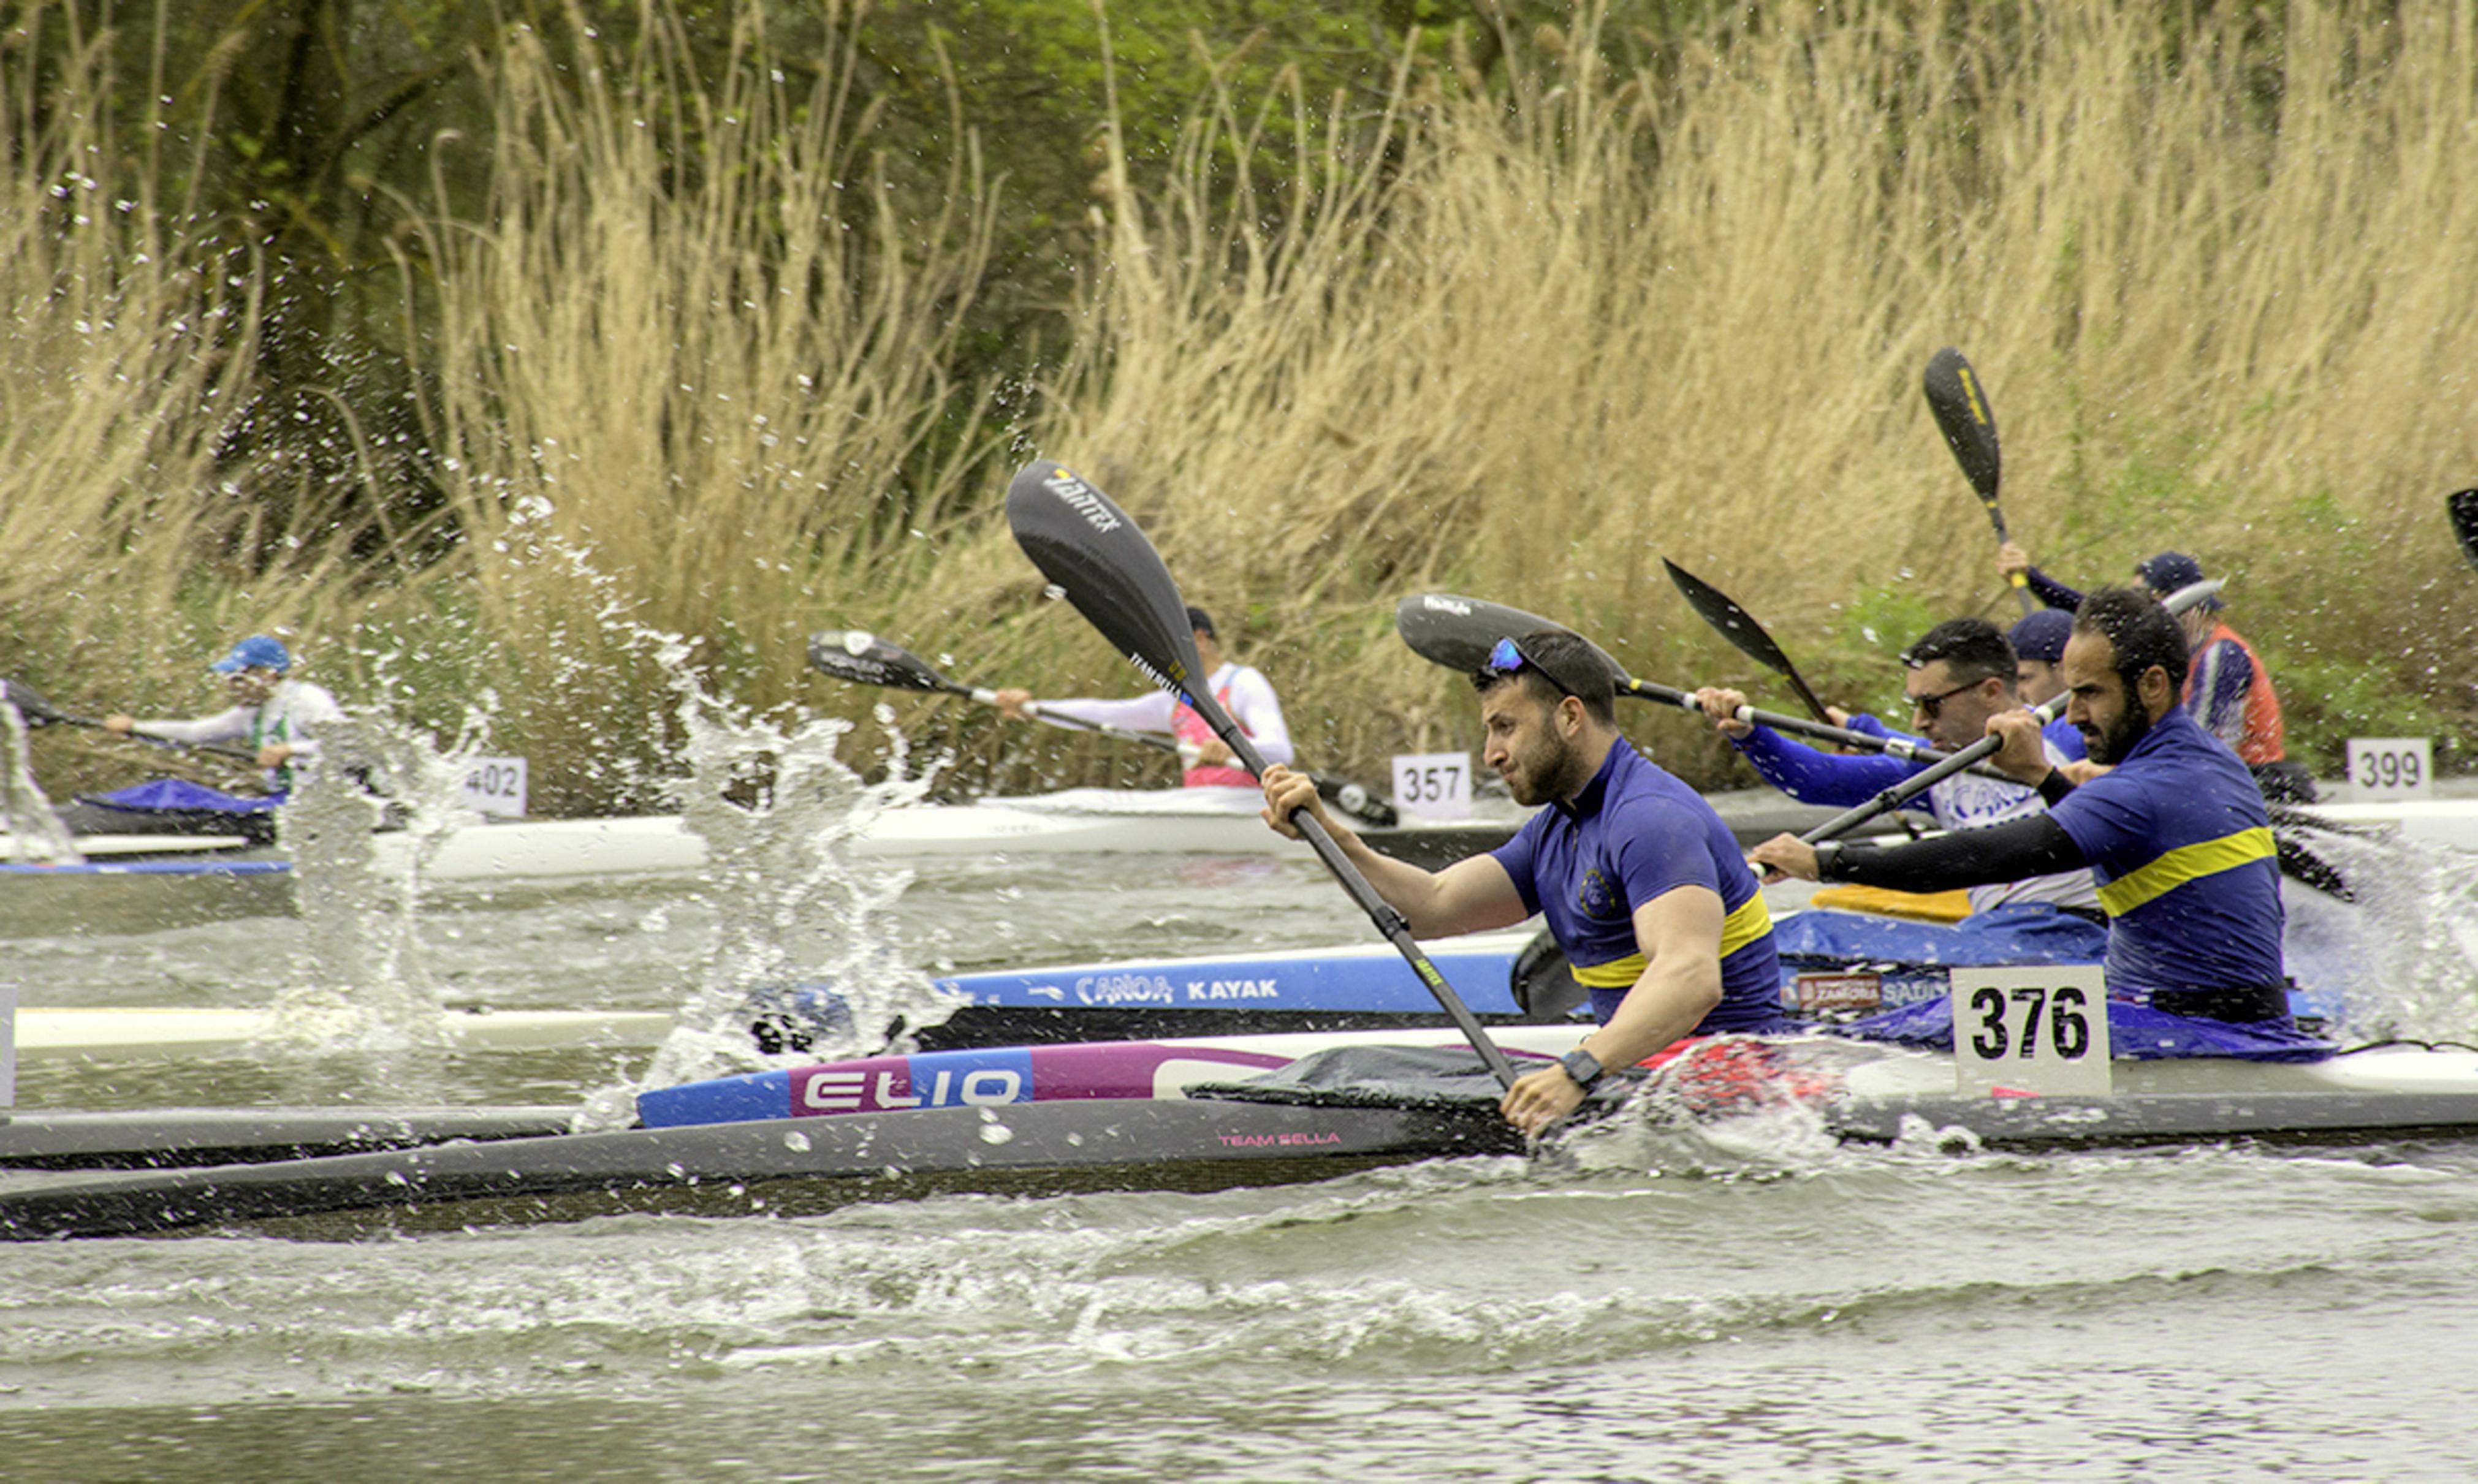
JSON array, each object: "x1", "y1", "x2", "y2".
[
  {"x1": 1260, "y1": 764, "x2": 1527, "y2": 936},
  {"x1": 1749, "y1": 812, "x2": 2084, "y2": 888},
  {"x1": 1222, "y1": 667, "x2": 1294, "y2": 767},
  {"x1": 1500, "y1": 885, "x2": 1725, "y2": 1135}
]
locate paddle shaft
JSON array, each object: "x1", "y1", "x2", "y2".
[
  {"x1": 1797, "y1": 580, "x2": 2223, "y2": 844},
  {"x1": 1215, "y1": 724, "x2": 1521, "y2": 1089},
  {"x1": 0, "y1": 683, "x2": 259, "y2": 764},
  {"x1": 1617, "y1": 676, "x2": 2021, "y2": 782}
]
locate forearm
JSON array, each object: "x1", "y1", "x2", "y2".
[
  {"x1": 1734, "y1": 727, "x2": 1916, "y2": 806},
  {"x1": 1033, "y1": 694, "x2": 1175, "y2": 733},
  {"x1": 1822, "y1": 814, "x2": 2084, "y2": 894},
  {"x1": 1583, "y1": 955, "x2": 1724, "y2": 1070},
  {"x1": 2024, "y1": 567, "x2": 2084, "y2": 611}
]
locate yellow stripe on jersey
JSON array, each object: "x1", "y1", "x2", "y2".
[
  {"x1": 1570, "y1": 892, "x2": 1776, "y2": 989},
  {"x1": 2093, "y1": 827, "x2": 2276, "y2": 918}
]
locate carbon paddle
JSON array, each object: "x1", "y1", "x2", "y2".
[
  {"x1": 2451, "y1": 488, "x2": 2478, "y2": 571},
  {"x1": 805, "y1": 629, "x2": 1178, "y2": 754},
  {"x1": 1006, "y1": 461, "x2": 1515, "y2": 1088},
  {"x1": 1660, "y1": 559, "x2": 1834, "y2": 722},
  {"x1": 1923, "y1": 346, "x2": 2035, "y2": 617},
  {"x1": 1794, "y1": 579, "x2": 2224, "y2": 844},
  {"x1": 1393, "y1": 594, "x2": 2018, "y2": 780},
  {"x1": 0, "y1": 679, "x2": 259, "y2": 763}
]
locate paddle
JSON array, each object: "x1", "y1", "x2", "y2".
[
  {"x1": 1393, "y1": 593, "x2": 2020, "y2": 781},
  {"x1": 0, "y1": 678, "x2": 260, "y2": 764},
  {"x1": 1792, "y1": 580, "x2": 2225, "y2": 846},
  {"x1": 1922, "y1": 346, "x2": 2035, "y2": 617},
  {"x1": 1660, "y1": 559, "x2": 1836, "y2": 723},
  {"x1": 1006, "y1": 460, "x2": 1517, "y2": 1088},
  {"x1": 805, "y1": 629, "x2": 1179, "y2": 754},
  {"x1": 2451, "y1": 488, "x2": 2478, "y2": 570}
]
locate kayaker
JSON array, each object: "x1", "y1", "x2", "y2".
[
  {"x1": 1260, "y1": 629, "x2": 1786, "y2": 1135},
  {"x1": 994, "y1": 606, "x2": 1293, "y2": 786},
  {"x1": 1997, "y1": 543, "x2": 2312, "y2": 801},
  {"x1": 102, "y1": 634, "x2": 343, "y2": 796},
  {"x1": 1692, "y1": 616, "x2": 2101, "y2": 921},
  {"x1": 1748, "y1": 588, "x2": 2309, "y2": 1043}
]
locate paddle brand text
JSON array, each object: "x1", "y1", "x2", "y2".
[
  {"x1": 1041, "y1": 469, "x2": 1122, "y2": 533},
  {"x1": 1217, "y1": 1130, "x2": 1345, "y2": 1148}
]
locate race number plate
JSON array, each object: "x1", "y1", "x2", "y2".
[
  {"x1": 1391, "y1": 751, "x2": 1473, "y2": 820},
  {"x1": 2346, "y1": 736, "x2": 2432, "y2": 800},
  {"x1": 1950, "y1": 964, "x2": 2112, "y2": 1096},
  {"x1": 460, "y1": 755, "x2": 529, "y2": 818}
]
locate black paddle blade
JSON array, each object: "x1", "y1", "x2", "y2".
[
  {"x1": 1923, "y1": 346, "x2": 2002, "y2": 507},
  {"x1": 1004, "y1": 461, "x2": 1242, "y2": 751},
  {"x1": 1392, "y1": 593, "x2": 1629, "y2": 683},
  {"x1": 805, "y1": 630, "x2": 961, "y2": 695},
  {"x1": 1660, "y1": 560, "x2": 1833, "y2": 722},
  {"x1": 2450, "y1": 489, "x2": 2478, "y2": 572},
  {"x1": 0, "y1": 679, "x2": 64, "y2": 725}
]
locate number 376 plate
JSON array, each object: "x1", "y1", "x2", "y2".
[{"x1": 1950, "y1": 965, "x2": 2113, "y2": 1096}]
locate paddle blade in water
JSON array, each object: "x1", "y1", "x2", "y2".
[
  {"x1": 1004, "y1": 461, "x2": 1234, "y2": 740},
  {"x1": 805, "y1": 630, "x2": 955, "y2": 694},
  {"x1": 2452, "y1": 488, "x2": 2478, "y2": 572},
  {"x1": 1923, "y1": 346, "x2": 2002, "y2": 507}
]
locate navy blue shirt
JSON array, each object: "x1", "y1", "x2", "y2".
[{"x1": 1489, "y1": 743, "x2": 1784, "y2": 1031}]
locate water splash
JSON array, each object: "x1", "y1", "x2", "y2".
[
  {"x1": 259, "y1": 713, "x2": 476, "y2": 1048},
  {"x1": 572, "y1": 661, "x2": 958, "y2": 1132},
  {"x1": 0, "y1": 698, "x2": 81, "y2": 865},
  {"x1": 2281, "y1": 825, "x2": 2478, "y2": 1043}
]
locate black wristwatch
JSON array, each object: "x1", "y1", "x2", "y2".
[{"x1": 1559, "y1": 1047, "x2": 1605, "y2": 1092}]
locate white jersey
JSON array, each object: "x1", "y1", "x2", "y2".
[
  {"x1": 137, "y1": 679, "x2": 344, "y2": 790},
  {"x1": 1036, "y1": 663, "x2": 1295, "y2": 768},
  {"x1": 1924, "y1": 737, "x2": 2101, "y2": 914}
]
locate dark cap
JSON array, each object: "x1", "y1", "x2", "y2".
[
  {"x1": 1184, "y1": 605, "x2": 1216, "y2": 638},
  {"x1": 2007, "y1": 608, "x2": 2075, "y2": 664},
  {"x1": 2134, "y1": 551, "x2": 2222, "y2": 610}
]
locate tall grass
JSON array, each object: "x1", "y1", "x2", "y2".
[
  {"x1": 927, "y1": 0, "x2": 2478, "y2": 782},
  {"x1": 9, "y1": 1, "x2": 2478, "y2": 809}
]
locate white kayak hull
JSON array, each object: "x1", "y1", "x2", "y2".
[
  {"x1": 6, "y1": 788, "x2": 1515, "y2": 881},
  {"x1": 16, "y1": 1005, "x2": 674, "y2": 1062}
]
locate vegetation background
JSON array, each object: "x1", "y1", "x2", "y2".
[{"x1": 6, "y1": 0, "x2": 2474, "y2": 814}]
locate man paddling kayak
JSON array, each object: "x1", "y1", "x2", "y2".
[
  {"x1": 1999, "y1": 544, "x2": 2311, "y2": 801},
  {"x1": 995, "y1": 606, "x2": 1294, "y2": 786},
  {"x1": 1260, "y1": 630, "x2": 1785, "y2": 1134},
  {"x1": 102, "y1": 635, "x2": 341, "y2": 796},
  {"x1": 1695, "y1": 616, "x2": 2102, "y2": 923},
  {"x1": 1749, "y1": 589, "x2": 2308, "y2": 1043}
]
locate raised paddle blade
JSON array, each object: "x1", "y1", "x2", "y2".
[
  {"x1": 1004, "y1": 461, "x2": 1228, "y2": 736},
  {"x1": 1924, "y1": 346, "x2": 2034, "y2": 616},
  {"x1": 2451, "y1": 489, "x2": 2478, "y2": 572},
  {"x1": 1660, "y1": 559, "x2": 1833, "y2": 722},
  {"x1": 1007, "y1": 460, "x2": 1517, "y2": 1089},
  {"x1": 1392, "y1": 594, "x2": 1630, "y2": 684},
  {"x1": 805, "y1": 630, "x2": 965, "y2": 696},
  {"x1": 1922, "y1": 347, "x2": 2002, "y2": 508}
]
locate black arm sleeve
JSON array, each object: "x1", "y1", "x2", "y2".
[{"x1": 1822, "y1": 815, "x2": 2087, "y2": 895}]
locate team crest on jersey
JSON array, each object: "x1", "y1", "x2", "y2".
[{"x1": 1574, "y1": 865, "x2": 1622, "y2": 920}]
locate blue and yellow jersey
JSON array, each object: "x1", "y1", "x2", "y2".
[
  {"x1": 1491, "y1": 744, "x2": 1784, "y2": 1032},
  {"x1": 2048, "y1": 708, "x2": 2285, "y2": 993}
]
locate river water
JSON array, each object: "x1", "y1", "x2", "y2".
[{"x1": 7, "y1": 830, "x2": 2478, "y2": 1480}]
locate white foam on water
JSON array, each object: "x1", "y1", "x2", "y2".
[
  {"x1": 0, "y1": 697, "x2": 80, "y2": 865},
  {"x1": 263, "y1": 713, "x2": 476, "y2": 1048},
  {"x1": 2278, "y1": 826, "x2": 2478, "y2": 1043}
]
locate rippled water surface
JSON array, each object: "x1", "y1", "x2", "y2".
[{"x1": 8, "y1": 839, "x2": 2478, "y2": 1482}]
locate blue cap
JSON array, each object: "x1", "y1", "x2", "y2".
[
  {"x1": 2007, "y1": 608, "x2": 2075, "y2": 664},
  {"x1": 2134, "y1": 551, "x2": 2222, "y2": 610},
  {"x1": 210, "y1": 635, "x2": 292, "y2": 674}
]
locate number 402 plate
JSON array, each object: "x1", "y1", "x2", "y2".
[{"x1": 1950, "y1": 965, "x2": 2113, "y2": 1096}]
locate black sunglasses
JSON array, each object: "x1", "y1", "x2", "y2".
[{"x1": 1905, "y1": 678, "x2": 1983, "y2": 721}]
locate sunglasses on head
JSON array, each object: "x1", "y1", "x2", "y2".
[{"x1": 1486, "y1": 635, "x2": 1579, "y2": 700}]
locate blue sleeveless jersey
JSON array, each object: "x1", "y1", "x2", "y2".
[
  {"x1": 1490, "y1": 744, "x2": 1784, "y2": 1032},
  {"x1": 2048, "y1": 708, "x2": 2284, "y2": 994}
]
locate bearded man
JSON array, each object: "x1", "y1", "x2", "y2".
[{"x1": 1260, "y1": 629, "x2": 1784, "y2": 1134}]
